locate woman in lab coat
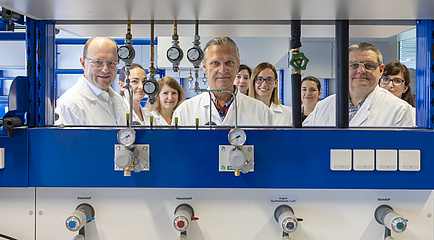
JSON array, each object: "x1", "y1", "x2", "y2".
[
  {"x1": 234, "y1": 64, "x2": 252, "y2": 95},
  {"x1": 119, "y1": 63, "x2": 151, "y2": 125},
  {"x1": 149, "y1": 76, "x2": 185, "y2": 125},
  {"x1": 301, "y1": 76, "x2": 321, "y2": 122},
  {"x1": 248, "y1": 62, "x2": 292, "y2": 126},
  {"x1": 379, "y1": 61, "x2": 415, "y2": 107}
]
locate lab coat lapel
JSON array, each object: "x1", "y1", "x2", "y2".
[
  {"x1": 79, "y1": 78, "x2": 117, "y2": 122},
  {"x1": 350, "y1": 86, "x2": 377, "y2": 126},
  {"x1": 202, "y1": 92, "x2": 223, "y2": 125}
]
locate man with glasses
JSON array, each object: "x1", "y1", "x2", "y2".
[
  {"x1": 55, "y1": 37, "x2": 129, "y2": 125},
  {"x1": 303, "y1": 42, "x2": 414, "y2": 127},
  {"x1": 173, "y1": 37, "x2": 273, "y2": 126}
]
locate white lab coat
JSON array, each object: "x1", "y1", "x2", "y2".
[
  {"x1": 270, "y1": 102, "x2": 293, "y2": 126},
  {"x1": 122, "y1": 97, "x2": 152, "y2": 125},
  {"x1": 55, "y1": 76, "x2": 129, "y2": 126},
  {"x1": 147, "y1": 110, "x2": 170, "y2": 126},
  {"x1": 303, "y1": 86, "x2": 415, "y2": 127},
  {"x1": 173, "y1": 89, "x2": 274, "y2": 126}
]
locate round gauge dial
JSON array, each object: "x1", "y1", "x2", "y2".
[
  {"x1": 143, "y1": 80, "x2": 159, "y2": 95},
  {"x1": 228, "y1": 128, "x2": 247, "y2": 147},
  {"x1": 117, "y1": 46, "x2": 130, "y2": 59},
  {"x1": 187, "y1": 47, "x2": 203, "y2": 62},
  {"x1": 167, "y1": 46, "x2": 183, "y2": 61},
  {"x1": 117, "y1": 128, "x2": 136, "y2": 146}
]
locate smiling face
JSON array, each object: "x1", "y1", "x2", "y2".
[
  {"x1": 254, "y1": 68, "x2": 277, "y2": 101},
  {"x1": 158, "y1": 84, "x2": 179, "y2": 112},
  {"x1": 379, "y1": 72, "x2": 408, "y2": 98},
  {"x1": 234, "y1": 69, "x2": 250, "y2": 94},
  {"x1": 80, "y1": 38, "x2": 119, "y2": 91},
  {"x1": 203, "y1": 44, "x2": 239, "y2": 91},
  {"x1": 119, "y1": 67, "x2": 147, "y2": 102},
  {"x1": 301, "y1": 80, "x2": 321, "y2": 105},
  {"x1": 349, "y1": 49, "x2": 384, "y2": 94}
]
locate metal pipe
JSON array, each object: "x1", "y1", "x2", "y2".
[
  {"x1": 335, "y1": 20, "x2": 349, "y2": 128},
  {"x1": 290, "y1": 20, "x2": 302, "y2": 128}
]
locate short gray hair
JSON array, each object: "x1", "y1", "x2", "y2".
[
  {"x1": 349, "y1": 42, "x2": 383, "y2": 64},
  {"x1": 203, "y1": 37, "x2": 240, "y2": 63}
]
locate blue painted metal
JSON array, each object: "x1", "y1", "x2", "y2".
[
  {"x1": 3, "y1": 76, "x2": 30, "y2": 125},
  {"x1": 158, "y1": 68, "x2": 166, "y2": 79},
  {"x1": 35, "y1": 20, "x2": 56, "y2": 126},
  {"x1": 416, "y1": 20, "x2": 433, "y2": 128},
  {"x1": 0, "y1": 32, "x2": 25, "y2": 40},
  {"x1": 0, "y1": 129, "x2": 28, "y2": 187},
  {"x1": 26, "y1": 128, "x2": 434, "y2": 189},
  {"x1": 26, "y1": 17, "x2": 37, "y2": 126},
  {"x1": 323, "y1": 78, "x2": 329, "y2": 98},
  {"x1": 55, "y1": 38, "x2": 156, "y2": 46},
  {"x1": 55, "y1": 69, "x2": 84, "y2": 74},
  {"x1": 279, "y1": 69, "x2": 284, "y2": 104}
]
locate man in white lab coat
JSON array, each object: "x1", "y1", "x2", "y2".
[
  {"x1": 55, "y1": 37, "x2": 129, "y2": 125},
  {"x1": 303, "y1": 42, "x2": 414, "y2": 127},
  {"x1": 173, "y1": 37, "x2": 273, "y2": 126}
]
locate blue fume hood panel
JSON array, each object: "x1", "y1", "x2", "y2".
[
  {"x1": 27, "y1": 128, "x2": 434, "y2": 189},
  {"x1": 0, "y1": 129, "x2": 29, "y2": 187}
]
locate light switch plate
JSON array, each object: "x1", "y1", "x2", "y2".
[
  {"x1": 353, "y1": 149, "x2": 375, "y2": 171},
  {"x1": 376, "y1": 150, "x2": 397, "y2": 171},
  {"x1": 0, "y1": 148, "x2": 4, "y2": 169},
  {"x1": 330, "y1": 149, "x2": 352, "y2": 171},
  {"x1": 399, "y1": 149, "x2": 420, "y2": 171}
]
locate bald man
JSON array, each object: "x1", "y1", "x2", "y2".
[{"x1": 55, "y1": 37, "x2": 129, "y2": 125}]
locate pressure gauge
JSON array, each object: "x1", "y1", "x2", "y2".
[
  {"x1": 143, "y1": 79, "x2": 160, "y2": 95},
  {"x1": 228, "y1": 128, "x2": 247, "y2": 147},
  {"x1": 117, "y1": 128, "x2": 136, "y2": 146},
  {"x1": 117, "y1": 45, "x2": 135, "y2": 60},
  {"x1": 167, "y1": 46, "x2": 183, "y2": 62},
  {"x1": 187, "y1": 47, "x2": 204, "y2": 64}
]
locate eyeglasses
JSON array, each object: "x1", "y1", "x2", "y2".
[
  {"x1": 349, "y1": 62, "x2": 380, "y2": 71},
  {"x1": 84, "y1": 57, "x2": 119, "y2": 69},
  {"x1": 380, "y1": 77, "x2": 405, "y2": 86},
  {"x1": 254, "y1": 77, "x2": 276, "y2": 85}
]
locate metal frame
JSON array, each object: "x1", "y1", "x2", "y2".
[
  {"x1": 416, "y1": 19, "x2": 434, "y2": 129},
  {"x1": 26, "y1": 17, "x2": 56, "y2": 127}
]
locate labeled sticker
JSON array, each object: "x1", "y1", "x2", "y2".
[
  {"x1": 174, "y1": 195, "x2": 196, "y2": 203},
  {"x1": 269, "y1": 195, "x2": 298, "y2": 205}
]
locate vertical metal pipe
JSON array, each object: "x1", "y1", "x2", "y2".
[
  {"x1": 335, "y1": 20, "x2": 349, "y2": 128},
  {"x1": 291, "y1": 20, "x2": 302, "y2": 128}
]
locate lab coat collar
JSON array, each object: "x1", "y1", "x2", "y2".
[
  {"x1": 78, "y1": 75, "x2": 125, "y2": 123},
  {"x1": 203, "y1": 87, "x2": 238, "y2": 108},
  {"x1": 270, "y1": 102, "x2": 283, "y2": 113}
]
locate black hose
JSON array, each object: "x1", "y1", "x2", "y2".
[{"x1": 0, "y1": 233, "x2": 18, "y2": 240}]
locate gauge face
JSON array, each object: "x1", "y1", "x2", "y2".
[
  {"x1": 117, "y1": 46, "x2": 131, "y2": 59},
  {"x1": 187, "y1": 48, "x2": 200, "y2": 61},
  {"x1": 143, "y1": 80, "x2": 158, "y2": 95},
  {"x1": 117, "y1": 128, "x2": 136, "y2": 146},
  {"x1": 167, "y1": 46, "x2": 181, "y2": 61},
  {"x1": 228, "y1": 128, "x2": 247, "y2": 147}
]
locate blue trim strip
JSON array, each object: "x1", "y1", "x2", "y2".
[
  {"x1": 55, "y1": 69, "x2": 84, "y2": 74},
  {"x1": 0, "y1": 32, "x2": 26, "y2": 40},
  {"x1": 323, "y1": 78, "x2": 329, "y2": 98},
  {"x1": 55, "y1": 38, "x2": 157, "y2": 45},
  {"x1": 279, "y1": 69, "x2": 284, "y2": 105}
]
